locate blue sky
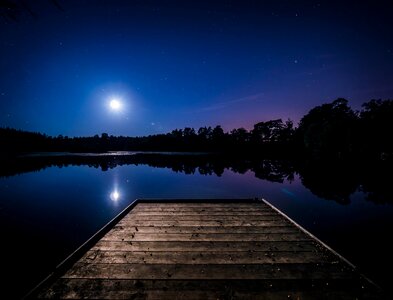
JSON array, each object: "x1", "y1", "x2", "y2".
[{"x1": 1, "y1": 0, "x2": 392, "y2": 136}]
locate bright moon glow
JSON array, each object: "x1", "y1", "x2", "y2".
[
  {"x1": 110, "y1": 190, "x2": 120, "y2": 201},
  {"x1": 109, "y1": 99, "x2": 122, "y2": 111}
]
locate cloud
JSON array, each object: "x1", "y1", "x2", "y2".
[{"x1": 197, "y1": 92, "x2": 265, "y2": 112}]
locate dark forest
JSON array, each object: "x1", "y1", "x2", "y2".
[{"x1": 1, "y1": 98, "x2": 392, "y2": 161}]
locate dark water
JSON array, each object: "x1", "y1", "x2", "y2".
[{"x1": 0, "y1": 153, "x2": 392, "y2": 298}]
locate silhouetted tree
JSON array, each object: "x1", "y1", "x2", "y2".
[
  {"x1": 279, "y1": 119, "x2": 295, "y2": 143},
  {"x1": 252, "y1": 119, "x2": 284, "y2": 143},
  {"x1": 210, "y1": 125, "x2": 226, "y2": 149},
  {"x1": 198, "y1": 126, "x2": 212, "y2": 140},
  {"x1": 358, "y1": 99, "x2": 393, "y2": 159},
  {"x1": 212, "y1": 125, "x2": 224, "y2": 140},
  {"x1": 230, "y1": 128, "x2": 250, "y2": 144},
  {"x1": 1, "y1": 97, "x2": 392, "y2": 159},
  {"x1": 298, "y1": 98, "x2": 357, "y2": 159},
  {"x1": 183, "y1": 127, "x2": 195, "y2": 137}
]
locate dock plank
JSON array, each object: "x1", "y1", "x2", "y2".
[
  {"x1": 133, "y1": 203, "x2": 273, "y2": 207},
  {"x1": 101, "y1": 232, "x2": 311, "y2": 242},
  {"x1": 92, "y1": 240, "x2": 319, "y2": 252},
  {"x1": 123, "y1": 213, "x2": 281, "y2": 224},
  {"x1": 117, "y1": 219, "x2": 290, "y2": 227},
  {"x1": 63, "y1": 262, "x2": 355, "y2": 280},
  {"x1": 130, "y1": 211, "x2": 276, "y2": 215},
  {"x1": 32, "y1": 199, "x2": 383, "y2": 299},
  {"x1": 80, "y1": 250, "x2": 334, "y2": 264},
  {"x1": 110, "y1": 225, "x2": 300, "y2": 234},
  {"x1": 132, "y1": 207, "x2": 274, "y2": 213},
  {"x1": 39, "y1": 278, "x2": 378, "y2": 300}
]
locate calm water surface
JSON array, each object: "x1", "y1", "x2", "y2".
[{"x1": 0, "y1": 154, "x2": 392, "y2": 298}]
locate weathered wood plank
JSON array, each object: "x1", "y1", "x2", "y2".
[
  {"x1": 38, "y1": 290, "x2": 355, "y2": 300},
  {"x1": 101, "y1": 232, "x2": 311, "y2": 242},
  {"x1": 117, "y1": 220, "x2": 290, "y2": 227},
  {"x1": 134, "y1": 203, "x2": 266, "y2": 208},
  {"x1": 80, "y1": 250, "x2": 334, "y2": 264},
  {"x1": 130, "y1": 211, "x2": 275, "y2": 215},
  {"x1": 34, "y1": 200, "x2": 382, "y2": 299},
  {"x1": 111, "y1": 225, "x2": 300, "y2": 234},
  {"x1": 123, "y1": 214, "x2": 281, "y2": 221},
  {"x1": 63, "y1": 262, "x2": 355, "y2": 280},
  {"x1": 40, "y1": 278, "x2": 377, "y2": 300},
  {"x1": 132, "y1": 207, "x2": 273, "y2": 212},
  {"x1": 132, "y1": 205, "x2": 273, "y2": 210},
  {"x1": 131, "y1": 210, "x2": 275, "y2": 215},
  {"x1": 92, "y1": 240, "x2": 319, "y2": 252}
]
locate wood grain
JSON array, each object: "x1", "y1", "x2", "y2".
[{"x1": 35, "y1": 200, "x2": 382, "y2": 299}]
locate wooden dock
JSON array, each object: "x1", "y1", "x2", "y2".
[{"x1": 30, "y1": 199, "x2": 383, "y2": 299}]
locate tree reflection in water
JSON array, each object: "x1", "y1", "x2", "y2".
[{"x1": 1, "y1": 153, "x2": 392, "y2": 204}]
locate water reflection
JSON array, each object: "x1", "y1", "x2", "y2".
[
  {"x1": 110, "y1": 189, "x2": 120, "y2": 202},
  {"x1": 109, "y1": 174, "x2": 121, "y2": 203},
  {"x1": 0, "y1": 153, "x2": 392, "y2": 298},
  {"x1": 1, "y1": 153, "x2": 392, "y2": 204}
]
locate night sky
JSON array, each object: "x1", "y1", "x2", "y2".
[{"x1": 1, "y1": 0, "x2": 393, "y2": 137}]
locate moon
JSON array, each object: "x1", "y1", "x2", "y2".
[{"x1": 109, "y1": 98, "x2": 122, "y2": 111}]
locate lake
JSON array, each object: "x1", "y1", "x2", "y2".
[{"x1": 0, "y1": 153, "x2": 392, "y2": 298}]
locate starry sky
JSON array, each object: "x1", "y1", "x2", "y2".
[{"x1": 1, "y1": 0, "x2": 393, "y2": 137}]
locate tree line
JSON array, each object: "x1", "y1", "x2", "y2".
[{"x1": 1, "y1": 98, "x2": 392, "y2": 160}]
